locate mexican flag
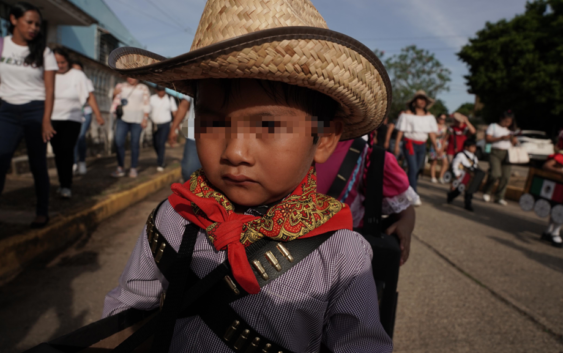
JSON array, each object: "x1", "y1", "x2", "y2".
[{"x1": 531, "y1": 177, "x2": 563, "y2": 202}]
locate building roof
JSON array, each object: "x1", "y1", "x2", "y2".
[
  {"x1": 68, "y1": 0, "x2": 143, "y2": 48},
  {"x1": 2, "y1": 0, "x2": 97, "y2": 26}
]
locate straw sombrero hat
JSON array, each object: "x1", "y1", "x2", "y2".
[
  {"x1": 108, "y1": 0, "x2": 391, "y2": 140},
  {"x1": 406, "y1": 90, "x2": 435, "y2": 109}
]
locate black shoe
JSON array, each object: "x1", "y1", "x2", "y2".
[
  {"x1": 464, "y1": 204, "x2": 474, "y2": 212},
  {"x1": 30, "y1": 216, "x2": 49, "y2": 229}
]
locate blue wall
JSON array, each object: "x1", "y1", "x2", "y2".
[{"x1": 58, "y1": 25, "x2": 97, "y2": 59}]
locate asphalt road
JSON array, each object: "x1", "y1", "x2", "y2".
[{"x1": 1, "y1": 182, "x2": 562, "y2": 352}]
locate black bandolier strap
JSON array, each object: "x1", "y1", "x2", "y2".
[
  {"x1": 326, "y1": 137, "x2": 367, "y2": 199},
  {"x1": 146, "y1": 201, "x2": 336, "y2": 353}
]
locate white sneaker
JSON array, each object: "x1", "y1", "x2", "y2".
[
  {"x1": 60, "y1": 188, "x2": 72, "y2": 199},
  {"x1": 77, "y1": 162, "x2": 87, "y2": 175},
  {"x1": 413, "y1": 197, "x2": 422, "y2": 207},
  {"x1": 431, "y1": 178, "x2": 438, "y2": 183},
  {"x1": 496, "y1": 199, "x2": 508, "y2": 206},
  {"x1": 483, "y1": 194, "x2": 491, "y2": 202},
  {"x1": 129, "y1": 168, "x2": 138, "y2": 178},
  {"x1": 111, "y1": 167, "x2": 125, "y2": 178},
  {"x1": 439, "y1": 178, "x2": 445, "y2": 184},
  {"x1": 72, "y1": 164, "x2": 77, "y2": 174},
  {"x1": 156, "y1": 166, "x2": 164, "y2": 172}
]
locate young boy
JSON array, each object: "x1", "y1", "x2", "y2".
[
  {"x1": 104, "y1": 0, "x2": 393, "y2": 352},
  {"x1": 541, "y1": 152, "x2": 563, "y2": 247},
  {"x1": 447, "y1": 139, "x2": 480, "y2": 211}
]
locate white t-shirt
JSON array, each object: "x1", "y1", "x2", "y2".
[
  {"x1": 52, "y1": 69, "x2": 93, "y2": 122},
  {"x1": 395, "y1": 112, "x2": 438, "y2": 142},
  {"x1": 115, "y1": 82, "x2": 150, "y2": 124},
  {"x1": 183, "y1": 96, "x2": 195, "y2": 140},
  {"x1": 0, "y1": 36, "x2": 58, "y2": 105},
  {"x1": 486, "y1": 123, "x2": 512, "y2": 150},
  {"x1": 150, "y1": 94, "x2": 177, "y2": 124},
  {"x1": 452, "y1": 151, "x2": 479, "y2": 177}
]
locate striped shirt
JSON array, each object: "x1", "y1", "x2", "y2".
[{"x1": 103, "y1": 200, "x2": 393, "y2": 353}]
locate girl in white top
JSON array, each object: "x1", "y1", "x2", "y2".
[
  {"x1": 393, "y1": 90, "x2": 439, "y2": 199},
  {"x1": 111, "y1": 78, "x2": 150, "y2": 178},
  {"x1": 50, "y1": 48, "x2": 99, "y2": 199},
  {"x1": 0, "y1": 3, "x2": 58, "y2": 228},
  {"x1": 150, "y1": 86, "x2": 177, "y2": 170},
  {"x1": 482, "y1": 111, "x2": 518, "y2": 205}
]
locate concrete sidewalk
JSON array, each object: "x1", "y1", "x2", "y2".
[{"x1": 0, "y1": 145, "x2": 185, "y2": 283}]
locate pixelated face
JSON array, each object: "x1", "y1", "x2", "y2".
[
  {"x1": 55, "y1": 53, "x2": 69, "y2": 74},
  {"x1": 195, "y1": 79, "x2": 342, "y2": 207},
  {"x1": 415, "y1": 97, "x2": 427, "y2": 109},
  {"x1": 467, "y1": 145, "x2": 477, "y2": 154}
]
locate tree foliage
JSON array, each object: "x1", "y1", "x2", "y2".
[
  {"x1": 458, "y1": 0, "x2": 563, "y2": 134},
  {"x1": 374, "y1": 45, "x2": 452, "y2": 120},
  {"x1": 429, "y1": 99, "x2": 449, "y2": 117},
  {"x1": 455, "y1": 103, "x2": 475, "y2": 117}
]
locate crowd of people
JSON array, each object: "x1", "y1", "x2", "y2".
[{"x1": 0, "y1": 3, "x2": 194, "y2": 228}]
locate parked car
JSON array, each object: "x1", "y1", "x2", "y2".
[{"x1": 475, "y1": 130, "x2": 554, "y2": 163}]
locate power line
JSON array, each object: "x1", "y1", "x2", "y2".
[
  {"x1": 112, "y1": 0, "x2": 186, "y2": 32},
  {"x1": 358, "y1": 35, "x2": 472, "y2": 41},
  {"x1": 144, "y1": 0, "x2": 192, "y2": 33}
]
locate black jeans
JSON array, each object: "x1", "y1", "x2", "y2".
[
  {"x1": 153, "y1": 122, "x2": 170, "y2": 167},
  {"x1": 50, "y1": 121, "x2": 82, "y2": 189},
  {"x1": 0, "y1": 100, "x2": 50, "y2": 216}
]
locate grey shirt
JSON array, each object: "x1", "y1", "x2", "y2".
[{"x1": 103, "y1": 200, "x2": 393, "y2": 353}]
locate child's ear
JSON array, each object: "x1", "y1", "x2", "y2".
[{"x1": 313, "y1": 120, "x2": 344, "y2": 164}]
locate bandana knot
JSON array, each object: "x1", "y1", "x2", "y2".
[{"x1": 168, "y1": 167, "x2": 352, "y2": 294}]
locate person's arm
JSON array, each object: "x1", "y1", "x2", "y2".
[
  {"x1": 429, "y1": 132, "x2": 439, "y2": 151},
  {"x1": 464, "y1": 118, "x2": 476, "y2": 135},
  {"x1": 394, "y1": 131, "x2": 403, "y2": 157},
  {"x1": 542, "y1": 159, "x2": 563, "y2": 176},
  {"x1": 88, "y1": 93, "x2": 104, "y2": 126},
  {"x1": 451, "y1": 154, "x2": 463, "y2": 177},
  {"x1": 384, "y1": 123, "x2": 394, "y2": 150},
  {"x1": 42, "y1": 70, "x2": 56, "y2": 142},
  {"x1": 113, "y1": 84, "x2": 122, "y2": 99},
  {"x1": 168, "y1": 99, "x2": 190, "y2": 147},
  {"x1": 384, "y1": 205, "x2": 415, "y2": 266},
  {"x1": 141, "y1": 86, "x2": 150, "y2": 129}
]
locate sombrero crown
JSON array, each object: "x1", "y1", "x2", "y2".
[{"x1": 109, "y1": 0, "x2": 391, "y2": 139}]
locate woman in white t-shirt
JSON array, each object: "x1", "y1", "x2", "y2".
[
  {"x1": 394, "y1": 90, "x2": 439, "y2": 202},
  {"x1": 0, "y1": 3, "x2": 58, "y2": 228},
  {"x1": 149, "y1": 86, "x2": 177, "y2": 171},
  {"x1": 72, "y1": 61, "x2": 104, "y2": 176},
  {"x1": 111, "y1": 78, "x2": 150, "y2": 178},
  {"x1": 168, "y1": 96, "x2": 201, "y2": 181},
  {"x1": 50, "y1": 48, "x2": 96, "y2": 199},
  {"x1": 482, "y1": 110, "x2": 518, "y2": 205}
]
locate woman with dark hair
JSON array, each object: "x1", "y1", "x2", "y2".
[
  {"x1": 393, "y1": 90, "x2": 439, "y2": 205},
  {"x1": 0, "y1": 2, "x2": 58, "y2": 227},
  {"x1": 72, "y1": 61, "x2": 104, "y2": 175},
  {"x1": 50, "y1": 47, "x2": 95, "y2": 198},
  {"x1": 482, "y1": 111, "x2": 518, "y2": 205}
]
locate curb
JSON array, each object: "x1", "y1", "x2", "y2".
[
  {"x1": 0, "y1": 167, "x2": 182, "y2": 284},
  {"x1": 422, "y1": 167, "x2": 523, "y2": 202}
]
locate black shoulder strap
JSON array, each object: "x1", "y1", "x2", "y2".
[
  {"x1": 326, "y1": 138, "x2": 367, "y2": 199},
  {"x1": 363, "y1": 145, "x2": 386, "y2": 237}
]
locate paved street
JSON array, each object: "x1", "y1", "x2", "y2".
[{"x1": 1, "y1": 181, "x2": 563, "y2": 352}]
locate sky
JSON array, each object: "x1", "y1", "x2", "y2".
[{"x1": 105, "y1": 0, "x2": 530, "y2": 113}]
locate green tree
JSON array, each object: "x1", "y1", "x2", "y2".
[
  {"x1": 429, "y1": 99, "x2": 449, "y2": 117},
  {"x1": 458, "y1": 0, "x2": 563, "y2": 135},
  {"x1": 375, "y1": 45, "x2": 452, "y2": 120},
  {"x1": 455, "y1": 102, "x2": 475, "y2": 117}
]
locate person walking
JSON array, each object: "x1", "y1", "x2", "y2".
[
  {"x1": 149, "y1": 86, "x2": 177, "y2": 172},
  {"x1": 111, "y1": 78, "x2": 150, "y2": 178},
  {"x1": 482, "y1": 110, "x2": 518, "y2": 205},
  {"x1": 50, "y1": 48, "x2": 96, "y2": 198},
  {"x1": 446, "y1": 112, "x2": 476, "y2": 162},
  {"x1": 168, "y1": 96, "x2": 201, "y2": 181},
  {"x1": 394, "y1": 90, "x2": 439, "y2": 204},
  {"x1": 429, "y1": 113, "x2": 449, "y2": 183},
  {"x1": 0, "y1": 2, "x2": 57, "y2": 227},
  {"x1": 72, "y1": 61, "x2": 104, "y2": 175}
]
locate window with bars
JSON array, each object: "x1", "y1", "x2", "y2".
[{"x1": 97, "y1": 30, "x2": 119, "y2": 65}]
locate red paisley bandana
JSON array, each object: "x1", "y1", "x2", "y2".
[{"x1": 168, "y1": 167, "x2": 352, "y2": 294}]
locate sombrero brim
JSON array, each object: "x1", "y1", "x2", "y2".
[
  {"x1": 407, "y1": 94, "x2": 435, "y2": 110},
  {"x1": 108, "y1": 27, "x2": 391, "y2": 140}
]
